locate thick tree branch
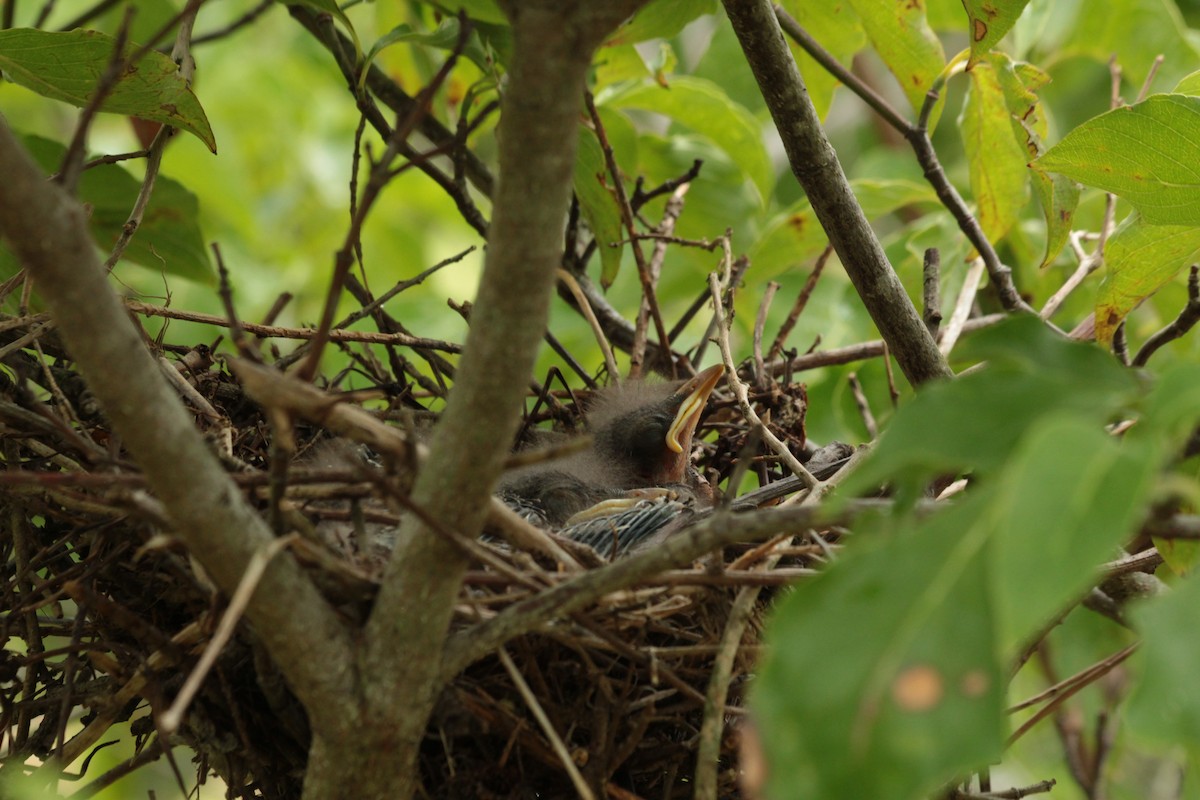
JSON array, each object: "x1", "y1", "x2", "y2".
[
  {"x1": 0, "y1": 119, "x2": 355, "y2": 729},
  {"x1": 722, "y1": 0, "x2": 952, "y2": 387},
  {"x1": 304, "y1": 3, "x2": 648, "y2": 797}
]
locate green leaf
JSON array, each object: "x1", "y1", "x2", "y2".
[
  {"x1": 574, "y1": 126, "x2": 625, "y2": 289},
  {"x1": 601, "y1": 75, "x2": 772, "y2": 204},
  {"x1": 841, "y1": 315, "x2": 1139, "y2": 502},
  {"x1": 1094, "y1": 213, "x2": 1200, "y2": 344},
  {"x1": 756, "y1": 494, "x2": 1006, "y2": 800},
  {"x1": 757, "y1": 324, "x2": 1159, "y2": 796},
  {"x1": 1137, "y1": 365, "x2": 1200, "y2": 575},
  {"x1": 1128, "y1": 573, "x2": 1200, "y2": 746},
  {"x1": 363, "y1": 18, "x2": 495, "y2": 79},
  {"x1": 988, "y1": 416, "x2": 1160, "y2": 651},
  {"x1": 988, "y1": 54, "x2": 1077, "y2": 267},
  {"x1": 960, "y1": 56, "x2": 1030, "y2": 246},
  {"x1": 12, "y1": 135, "x2": 213, "y2": 283},
  {"x1": 777, "y1": 0, "x2": 866, "y2": 121},
  {"x1": 423, "y1": 0, "x2": 509, "y2": 26},
  {"x1": 0, "y1": 28, "x2": 216, "y2": 153},
  {"x1": 594, "y1": 44, "x2": 651, "y2": 89},
  {"x1": 284, "y1": 0, "x2": 362, "y2": 56},
  {"x1": 1034, "y1": 95, "x2": 1200, "y2": 226},
  {"x1": 845, "y1": 0, "x2": 945, "y2": 117},
  {"x1": 1059, "y1": 0, "x2": 1200, "y2": 89},
  {"x1": 605, "y1": 0, "x2": 716, "y2": 46},
  {"x1": 962, "y1": 0, "x2": 1032, "y2": 65},
  {"x1": 750, "y1": 179, "x2": 938, "y2": 277},
  {"x1": 1175, "y1": 70, "x2": 1200, "y2": 95}
]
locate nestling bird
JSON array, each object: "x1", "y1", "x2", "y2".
[{"x1": 499, "y1": 364, "x2": 725, "y2": 552}]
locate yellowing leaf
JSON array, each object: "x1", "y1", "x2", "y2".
[
  {"x1": 960, "y1": 57, "x2": 1029, "y2": 246},
  {"x1": 962, "y1": 0, "x2": 1032, "y2": 65},
  {"x1": 1094, "y1": 213, "x2": 1200, "y2": 344},
  {"x1": 846, "y1": 0, "x2": 945, "y2": 118}
]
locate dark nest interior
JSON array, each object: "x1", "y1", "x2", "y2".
[{"x1": 0, "y1": 257, "x2": 854, "y2": 798}]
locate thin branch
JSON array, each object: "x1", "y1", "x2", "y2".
[
  {"x1": 1133, "y1": 265, "x2": 1200, "y2": 366},
  {"x1": 557, "y1": 269, "x2": 620, "y2": 383},
  {"x1": 847, "y1": 373, "x2": 877, "y2": 438},
  {"x1": 160, "y1": 534, "x2": 300, "y2": 734},
  {"x1": 584, "y1": 92, "x2": 674, "y2": 376},
  {"x1": 498, "y1": 648, "x2": 596, "y2": 800},
  {"x1": 710, "y1": 244, "x2": 816, "y2": 488},
  {"x1": 630, "y1": 182, "x2": 690, "y2": 379},
  {"x1": 190, "y1": 0, "x2": 274, "y2": 46},
  {"x1": 752, "y1": 281, "x2": 779, "y2": 391},
  {"x1": 768, "y1": 243, "x2": 832, "y2": 361},
  {"x1": 440, "y1": 504, "x2": 833, "y2": 680},
  {"x1": 939, "y1": 257, "x2": 985, "y2": 357},
  {"x1": 693, "y1": 546, "x2": 783, "y2": 799},
  {"x1": 298, "y1": 20, "x2": 470, "y2": 382},
  {"x1": 1006, "y1": 644, "x2": 1138, "y2": 747},
  {"x1": 125, "y1": 300, "x2": 462, "y2": 351},
  {"x1": 774, "y1": 5, "x2": 1032, "y2": 316},
  {"x1": 762, "y1": 313, "x2": 1007, "y2": 377},
  {"x1": 1041, "y1": 231, "x2": 1102, "y2": 320},
  {"x1": 57, "y1": 6, "x2": 135, "y2": 193}
]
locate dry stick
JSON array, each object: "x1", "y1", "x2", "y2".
[
  {"x1": 709, "y1": 246, "x2": 817, "y2": 488},
  {"x1": 1134, "y1": 265, "x2": 1200, "y2": 366},
  {"x1": 1040, "y1": 232, "x2": 1101, "y2": 320},
  {"x1": 1056, "y1": 58, "x2": 1148, "y2": 334},
  {"x1": 847, "y1": 373, "x2": 877, "y2": 438},
  {"x1": 497, "y1": 647, "x2": 596, "y2": 800},
  {"x1": 761, "y1": 312, "x2": 1005, "y2": 377},
  {"x1": 440, "y1": 504, "x2": 833, "y2": 680},
  {"x1": 768, "y1": 243, "x2": 833, "y2": 361},
  {"x1": 631, "y1": 183, "x2": 690, "y2": 379},
  {"x1": 212, "y1": 242, "x2": 255, "y2": 359},
  {"x1": 947, "y1": 780, "x2": 1056, "y2": 800},
  {"x1": 939, "y1": 257, "x2": 986, "y2": 357},
  {"x1": 773, "y1": 6, "x2": 1031, "y2": 317},
  {"x1": 557, "y1": 268, "x2": 621, "y2": 383},
  {"x1": 584, "y1": 92, "x2": 674, "y2": 377},
  {"x1": 39, "y1": 618, "x2": 206, "y2": 769},
  {"x1": 693, "y1": 545, "x2": 787, "y2": 799},
  {"x1": 881, "y1": 341, "x2": 900, "y2": 407},
  {"x1": 287, "y1": 8, "x2": 490, "y2": 241},
  {"x1": 126, "y1": 300, "x2": 462, "y2": 350},
  {"x1": 0, "y1": 320, "x2": 56, "y2": 363},
  {"x1": 157, "y1": 356, "x2": 221, "y2": 421},
  {"x1": 160, "y1": 534, "x2": 300, "y2": 734},
  {"x1": 1006, "y1": 644, "x2": 1138, "y2": 747},
  {"x1": 271, "y1": 246, "x2": 474, "y2": 371},
  {"x1": 230, "y1": 357, "x2": 580, "y2": 569},
  {"x1": 752, "y1": 281, "x2": 779, "y2": 391}
]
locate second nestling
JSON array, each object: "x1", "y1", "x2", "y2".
[{"x1": 498, "y1": 364, "x2": 725, "y2": 554}]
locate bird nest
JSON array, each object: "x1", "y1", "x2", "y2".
[{"x1": 0, "y1": 294, "x2": 845, "y2": 799}]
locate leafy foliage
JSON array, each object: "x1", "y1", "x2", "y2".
[{"x1": 4, "y1": 0, "x2": 1200, "y2": 798}]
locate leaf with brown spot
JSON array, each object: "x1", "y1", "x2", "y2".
[{"x1": 0, "y1": 28, "x2": 216, "y2": 153}]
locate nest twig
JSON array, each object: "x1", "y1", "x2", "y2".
[{"x1": 0, "y1": 178, "x2": 864, "y2": 799}]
